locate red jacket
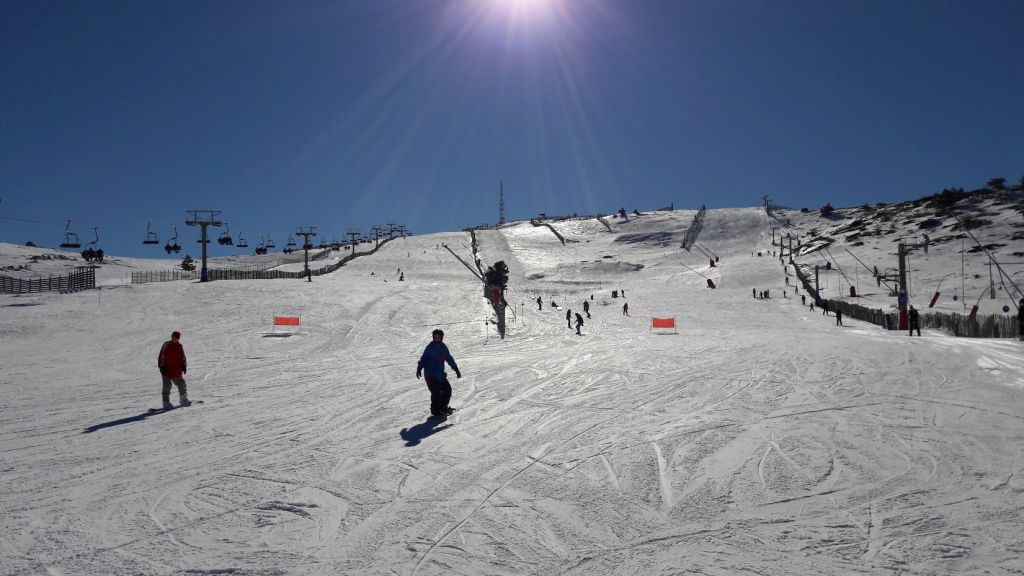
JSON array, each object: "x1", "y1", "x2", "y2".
[{"x1": 158, "y1": 340, "x2": 187, "y2": 377}]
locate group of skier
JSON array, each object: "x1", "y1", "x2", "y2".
[{"x1": 535, "y1": 290, "x2": 631, "y2": 335}]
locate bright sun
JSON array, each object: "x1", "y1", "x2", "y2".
[{"x1": 488, "y1": 0, "x2": 561, "y2": 23}]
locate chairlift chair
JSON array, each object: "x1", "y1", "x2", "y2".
[
  {"x1": 59, "y1": 219, "x2": 82, "y2": 248},
  {"x1": 142, "y1": 221, "x2": 160, "y2": 245},
  {"x1": 266, "y1": 235, "x2": 276, "y2": 249},
  {"x1": 165, "y1": 226, "x2": 182, "y2": 254},
  {"x1": 218, "y1": 223, "x2": 234, "y2": 246},
  {"x1": 286, "y1": 235, "x2": 297, "y2": 248},
  {"x1": 236, "y1": 231, "x2": 249, "y2": 248}
]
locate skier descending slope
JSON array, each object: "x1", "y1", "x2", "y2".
[
  {"x1": 157, "y1": 331, "x2": 191, "y2": 409},
  {"x1": 416, "y1": 329, "x2": 461, "y2": 420}
]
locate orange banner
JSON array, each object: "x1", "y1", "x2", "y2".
[
  {"x1": 273, "y1": 316, "x2": 301, "y2": 326},
  {"x1": 651, "y1": 317, "x2": 676, "y2": 329}
]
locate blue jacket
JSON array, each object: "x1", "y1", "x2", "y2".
[{"x1": 418, "y1": 341, "x2": 459, "y2": 380}]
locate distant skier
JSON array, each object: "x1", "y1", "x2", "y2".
[
  {"x1": 536, "y1": 296, "x2": 543, "y2": 311},
  {"x1": 622, "y1": 302, "x2": 629, "y2": 316},
  {"x1": 821, "y1": 300, "x2": 829, "y2": 316},
  {"x1": 575, "y1": 313, "x2": 584, "y2": 335},
  {"x1": 908, "y1": 306, "x2": 921, "y2": 337},
  {"x1": 835, "y1": 308, "x2": 843, "y2": 326},
  {"x1": 753, "y1": 288, "x2": 756, "y2": 299},
  {"x1": 157, "y1": 331, "x2": 190, "y2": 409},
  {"x1": 583, "y1": 300, "x2": 590, "y2": 318},
  {"x1": 416, "y1": 329, "x2": 461, "y2": 420},
  {"x1": 566, "y1": 308, "x2": 572, "y2": 328},
  {"x1": 801, "y1": 294, "x2": 806, "y2": 305}
]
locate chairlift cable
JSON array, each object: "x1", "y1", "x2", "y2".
[{"x1": 944, "y1": 207, "x2": 1024, "y2": 304}]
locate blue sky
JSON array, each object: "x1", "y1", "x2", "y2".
[{"x1": 1, "y1": 0, "x2": 1021, "y2": 258}]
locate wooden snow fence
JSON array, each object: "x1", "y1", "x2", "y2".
[{"x1": 1, "y1": 267, "x2": 95, "y2": 294}]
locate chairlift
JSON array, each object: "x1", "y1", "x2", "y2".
[
  {"x1": 142, "y1": 221, "x2": 160, "y2": 245},
  {"x1": 236, "y1": 230, "x2": 248, "y2": 248},
  {"x1": 218, "y1": 223, "x2": 234, "y2": 246},
  {"x1": 59, "y1": 219, "x2": 82, "y2": 248},
  {"x1": 255, "y1": 236, "x2": 267, "y2": 255},
  {"x1": 265, "y1": 234, "x2": 276, "y2": 249},
  {"x1": 318, "y1": 239, "x2": 328, "y2": 249},
  {"x1": 165, "y1": 226, "x2": 182, "y2": 254},
  {"x1": 81, "y1": 227, "x2": 104, "y2": 262},
  {"x1": 286, "y1": 235, "x2": 297, "y2": 248}
]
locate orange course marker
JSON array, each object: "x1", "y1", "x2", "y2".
[
  {"x1": 273, "y1": 316, "x2": 301, "y2": 326},
  {"x1": 651, "y1": 317, "x2": 676, "y2": 329}
]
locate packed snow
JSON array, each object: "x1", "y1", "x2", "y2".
[{"x1": 2, "y1": 206, "x2": 1023, "y2": 575}]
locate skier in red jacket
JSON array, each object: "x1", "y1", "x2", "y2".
[{"x1": 157, "y1": 331, "x2": 191, "y2": 409}]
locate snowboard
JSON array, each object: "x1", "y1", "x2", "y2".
[
  {"x1": 428, "y1": 407, "x2": 457, "y2": 421},
  {"x1": 149, "y1": 400, "x2": 204, "y2": 413}
]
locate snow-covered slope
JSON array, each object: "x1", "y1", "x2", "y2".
[
  {"x1": 779, "y1": 190, "x2": 1024, "y2": 316},
  {"x1": 2, "y1": 207, "x2": 1023, "y2": 575}
]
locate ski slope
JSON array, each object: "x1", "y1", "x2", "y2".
[{"x1": 2, "y1": 207, "x2": 1023, "y2": 575}]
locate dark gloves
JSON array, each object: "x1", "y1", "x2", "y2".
[
  {"x1": 416, "y1": 368, "x2": 422, "y2": 379},
  {"x1": 159, "y1": 366, "x2": 167, "y2": 376},
  {"x1": 454, "y1": 369, "x2": 462, "y2": 379}
]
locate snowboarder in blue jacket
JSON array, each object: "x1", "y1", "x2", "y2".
[{"x1": 416, "y1": 329, "x2": 461, "y2": 420}]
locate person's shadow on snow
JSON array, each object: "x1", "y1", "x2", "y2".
[
  {"x1": 400, "y1": 419, "x2": 452, "y2": 447},
  {"x1": 82, "y1": 409, "x2": 171, "y2": 433}
]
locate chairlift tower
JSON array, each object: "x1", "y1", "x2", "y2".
[
  {"x1": 886, "y1": 235, "x2": 930, "y2": 329},
  {"x1": 295, "y1": 226, "x2": 318, "y2": 281},
  {"x1": 185, "y1": 210, "x2": 223, "y2": 282},
  {"x1": 346, "y1": 229, "x2": 361, "y2": 254},
  {"x1": 371, "y1": 225, "x2": 385, "y2": 248}
]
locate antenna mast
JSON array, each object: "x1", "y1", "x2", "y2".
[{"x1": 498, "y1": 179, "x2": 505, "y2": 226}]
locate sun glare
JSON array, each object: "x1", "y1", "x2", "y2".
[{"x1": 487, "y1": 0, "x2": 562, "y2": 26}]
